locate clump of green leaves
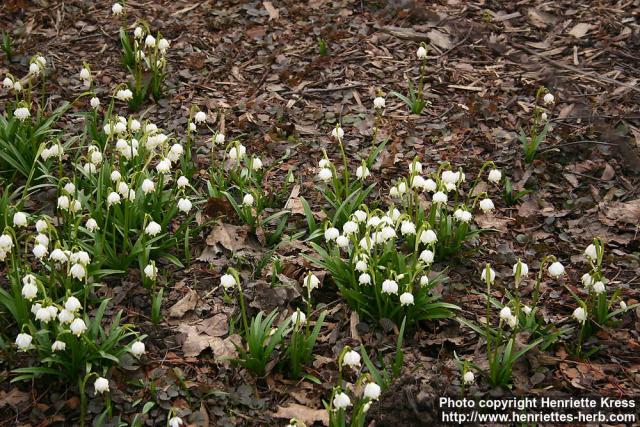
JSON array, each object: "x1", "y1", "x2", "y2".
[
  {"x1": 519, "y1": 86, "x2": 553, "y2": 163},
  {"x1": 392, "y1": 42, "x2": 429, "y2": 114}
]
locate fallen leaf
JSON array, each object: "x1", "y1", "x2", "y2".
[
  {"x1": 283, "y1": 184, "x2": 305, "y2": 215},
  {"x1": 206, "y1": 223, "x2": 257, "y2": 252},
  {"x1": 169, "y1": 289, "x2": 198, "y2": 318},
  {"x1": 196, "y1": 313, "x2": 229, "y2": 337},
  {"x1": 263, "y1": 1, "x2": 279, "y2": 20},
  {"x1": 600, "y1": 163, "x2": 615, "y2": 181},
  {"x1": 474, "y1": 214, "x2": 514, "y2": 232},
  {"x1": 273, "y1": 403, "x2": 329, "y2": 426},
  {"x1": 0, "y1": 388, "x2": 30, "y2": 409},
  {"x1": 569, "y1": 23, "x2": 593, "y2": 38},
  {"x1": 599, "y1": 199, "x2": 640, "y2": 226}
]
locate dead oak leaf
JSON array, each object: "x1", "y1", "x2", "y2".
[
  {"x1": 0, "y1": 388, "x2": 30, "y2": 409},
  {"x1": 273, "y1": 403, "x2": 329, "y2": 426},
  {"x1": 474, "y1": 214, "x2": 514, "y2": 232},
  {"x1": 206, "y1": 222, "x2": 259, "y2": 253},
  {"x1": 169, "y1": 289, "x2": 198, "y2": 318}
]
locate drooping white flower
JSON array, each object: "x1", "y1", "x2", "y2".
[
  {"x1": 251, "y1": 157, "x2": 263, "y2": 170},
  {"x1": 381, "y1": 279, "x2": 398, "y2": 295},
  {"x1": 107, "y1": 192, "x2": 121, "y2": 206},
  {"x1": 94, "y1": 377, "x2": 110, "y2": 394},
  {"x1": 3, "y1": 76, "x2": 13, "y2": 88},
  {"x1": 572, "y1": 307, "x2": 586, "y2": 323},
  {"x1": 156, "y1": 158, "x2": 172, "y2": 173},
  {"x1": 324, "y1": 227, "x2": 340, "y2": 242},
  {"x1": 144, "y1": 263, "x2": 158, "y2": 280},
  {"x1": 242, "y1": 194, "x2": 254, "y2": 207},
  {"x1": 134, "y1": 26, "x2": 144, "y2": 38},
  {"x1": 70, "y1": 263, "x2": 87, "y2": 280},
  {"x1": 358, "y1": 273, "x2": 371, "y2": 285},
  {"x1": 228, "y1": 144, "x2": 246, "y2": 160},
  {"x1": 581, "y1": 273, "x2": 594, "y2": 288},
  {"x1": 14, "y1": 107, "x2": 31, "y2": 121},
  {"x1": 593, "y1": 281, "x2": 605, "y2": 294},
  {"x1": 21, "y1": 279, "x2": 38, "y2": 300},
  {"x1": 352, "y1": 210, "x2": 367, "y2": 223},
  {"x1": 342, "y1": 350, "x2": 361, "y2": 367},
  {"x1": 158, "y1": 38, "x2": 170, "y2": 51},
  {"x1": 416, "y1": 46, "x2": 427, "y2": 59},
  {"x1": 488, "y1": 169, "x2": 502, "y2": 184},
  {"x1": 512, "y1": 261, "x2": 529, "y2": 278},
  {"x1": 80, "y1": 67, "x2": 91, "y2": 81},
  {"x1": 397, "y1": 182, "x2": 407, "y2": 194},
  {"x1": 291, "y1": 310, "x2": 306, "y2": 325},
  {"x1": 419, "y1": 229, "x2": 437, "y2": 244},
  {"x1": 194, "y1": 111, "x2": 207, "y2": 123},
  {"x1": 70, "y1": 318, "x2": 88, "y2": 336},
  {"x1": 49, "y1": 248, "x2": 67, "y2": 263},
  {"x1": 432, "y1": 191, "x2": 447, "y2": 204},
  {"x1": 29, "y1": 62, "x2": 40, "y2": 76},
  {"x1": 214, "y1": 133, "x2": 225, "y2": 144},
  {"x1": 364, "y1": 382, "x2": 381, "y2": 400},
  {"x1": 333, "y1": 392, "x2": 352, "y2": 409},
  {"x1": 400, "y1": 221, "x2": 416, "y2": 235},
  {"x1": 111, "y1": 2, "x2": 123, "y2": 15},
  {"x1": 90, "y1": 97, "x2": 100, "y2": 109},
  {"x1": 145, "y1": 221, "x2": 161, "y2": 236},
  {"x1": 410, "y1": 175, "x2": 425, "y2": 190},
  {"x1": 141, "y1": 179, "x2": 155, "y2": 194},
  {"x1": 177, "y1": 198, "x2": 192, "y2": 214},
  {"x1": 479, "y1": 198, "x2": 494, "y2": 213},
  {"x1": 481, "y1": 267, "x2": 496, "y2": 283},
  {"x1": 336, "y1": 235, "x2": 349, "y2": 247},
  {"x1": 419, "y1": 249, "x2": 434, "y2": 264},
  {"x1": 331, "y1": 126, "x2": 344, "y2": 140},
  {"x1": 13, "y1": 212, "x2": 28, "y2": 227},
  {"x1": 85, "y1": 218, "x2": 99, "y2": 232},
  {"x1": 58, "y1": 309, "x2": 75, "y2": 324},
  {"x1": 130, "y1": 341, "x2": 146, "y2": 357},
  {"x1": 169, "y1": 417, "x2": 183, "y2": 427},
  {"x1": 318, "y1": 167, "x2": 333, "y2": 182},
  {"x1": 522, "y1": 305, "x2": 532, "y2": 315},
  {"x1": 400, "y1": 292, "x2": 414, "y2": 306},
  {"x1": 584, "y1": 244, "x2": 597, "y2": 261},
  {"x1": 13, "y1": 81, "x2": 23, "y2": 92},
  {"x1": 15, "y1": 333, "x2": 32, "y2": 351},
  {"x1": 0, "y1": 234, "x2": 13, "y2": 252},
  {"x1": 620, "y1": 301, "x2": 628, "y2": 311},
  {"x1": 109, "y1": 171, "x2": 121, "y2": 183},
  {"x1": 453, "y1": 209, "x2": 472, "y2": 223},
  {"x1": 305, "y1": 274, "x2": 320, "y2": 291},
  {"x1": 463, "y1": 371, "x2": 475, "y2": 384},
  {"x1": 548, "y1": 261, "x2": 565, "y2": 278},
  {"x1": 51, "y1": 340, "x2": 66, "y2": 351},
  {"x1": 70, "y1": 251, "x2": 91, "y2": 265},
  {"x1": 355, "y1": 260, "x2": 368, "y2": 272},
  {"x1": 499, "y1": 306, "x2": 512, "y2": 321},
  {"x1": 420, "y1": 275, "x2": 429, "y2": 286},
  {"x1": 342, "y1": 221, "x2": 358, "y2": 236},
  {"x1": 543, "y1": 93, "x2": 555, "y2": 105},
  {"x1": 220, "y1": 273, "x2": 236, "y2": 289},
  {"x1": 373, "y1": 97, "x2": 385, "y2": 109},
  {"x1": 145, "y1": 34, "x2": 156, "y2": 48},
  {"x1": 318, "y1": 158, "x2": 331, "y2": 168},
  {"x1": 356, "y1": 165, "x2": 370, "y2": 179},
  {"x1": 33, "y1": 244, "x2": 48, "y2": 259},
  {"x1": 116, "y1": 89, "x2": 133, "y2": 101}
]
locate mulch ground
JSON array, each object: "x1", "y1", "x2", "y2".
[{"x1": 1, "y1": 0, "x2": 639, "y2": 426}]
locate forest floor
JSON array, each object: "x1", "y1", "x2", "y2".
[{"x1": 1, "y1": 0, "x2": 639, "y2": 426}]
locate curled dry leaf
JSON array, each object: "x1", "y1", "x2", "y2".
[{"x1": 273, "y1": 403, "x2": 329, "y2": 426}]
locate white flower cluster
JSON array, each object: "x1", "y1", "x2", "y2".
[{"x1": 389, "y1": 161, "x2": 498, "y2": 216}]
